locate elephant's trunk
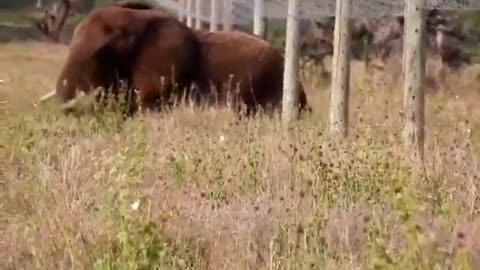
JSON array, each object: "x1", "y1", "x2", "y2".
[
  {"x1": 55, "y1": 47, "x2": 92, "y2": 104},
  {"x1": 39, "y1": 48, "x2": 98, "y2": 109}
]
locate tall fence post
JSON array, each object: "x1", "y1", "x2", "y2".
[
  {"x1": 178, "y1": 0, "x2": 185, "y2": 23},
  {"x1": 402, "y1": 0, "x2": 426, "y2": 161},
  {"x1": 186, "y1": 0, "x2": 193, "y2": 27},
  {"x1": 328, "y1": 0, "x2": 352, "y2": 138},
  {"x1": 281, "y1": 0, "x2": 300, "y2": 124},
  {"x1": 223, "y1": 0, "x2": 233, "y2": 31},
  {"x1": 210, "y1": 0, "x2": 218, "y2": 31},
  {"x1": 195, "y1": 0, "x2": 202, "y2": 30},
  {"x1": 254, "y1": 0, "x2": 266, "y2": 38}
]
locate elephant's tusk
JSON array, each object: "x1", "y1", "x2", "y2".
[
  {"x1": 59, "y1": 92, "x2": 84, "y2": 110},
  {"x1": 37, "y1": 87, "x2": 103, "y2": 110},
  {"x1": 39, "y1": 90, "x2": 57, "y2": 103},
  {"x1": 58, "y1": 88, "x2": 102, "y2": 111}
]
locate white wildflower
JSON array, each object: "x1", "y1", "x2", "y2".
[
  {"x1": 131, "y1": 200, "x2": 140, "y2": 211},
  {"x1": 219, "y1": 135, "x2": 225, "y2": 142}
]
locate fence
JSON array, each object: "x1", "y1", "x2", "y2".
[{"x1": 149, "y1": 0, "x2": 480, "y2": 161}]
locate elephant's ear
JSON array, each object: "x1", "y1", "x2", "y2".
[
  {"x1": 68, "y1": 19, "x2": 117, "y2": 62},
  {"x1": 55, "y1": 19, "x2": 118, "y2": 103}
]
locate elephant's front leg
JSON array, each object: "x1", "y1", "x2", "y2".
[{"x1": 132, "y1": 69, "x2": 171, "y2": 112}]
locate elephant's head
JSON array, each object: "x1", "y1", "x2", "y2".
[{"x1": 39, "y1": 5, "x2": 172, "y2": 109}]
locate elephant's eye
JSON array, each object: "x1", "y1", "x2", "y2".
[{"x1": 103, "y1": 24, "x2": 113, "y2": 34}]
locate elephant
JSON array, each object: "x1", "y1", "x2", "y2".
[
  {"x1": 40, "y1": 1, "x2": 310, "y2": 116},
  {"x1": 43, "y1": 4, "x2": 204, "y2": 113}
]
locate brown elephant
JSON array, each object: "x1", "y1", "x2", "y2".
[
  {"x1": 41, "y1": 1, "x2": 310, "y2": 116},
  {"x1": 44, "y1": 4, "x2": 204, "y2": 113}
]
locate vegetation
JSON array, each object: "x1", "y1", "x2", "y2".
[
  {"x1": 0, "y1": 1, "x2": 85, "y2": 43},
  {"x1": 0, "y1": 0, "x2": 100, "y2": 12},
  {"x1": 1, "y1": 41, "x2": 480, "y2": 269},
  {"x1": 0, "y1": 2, "x2": 479, "y2": 270}
]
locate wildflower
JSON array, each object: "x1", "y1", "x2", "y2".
[
  {"x1": 219, "y1": 135, "x2": 225, "y2": 142},
  {"x1": 131, "y1": 200, "x2": 140, "y2": 211}
]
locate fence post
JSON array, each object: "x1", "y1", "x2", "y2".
[
  {"x1": 186, "y1": 0, "x2": 193, "y2": 27},
  {"x1": 210, "y1": 0, "x2": 218, "y2": 31},
  {"x1": 195, "y1": 0, "x2": 202, "y2": 30},
  {"x1": 223, "y1": 0, "x2": 233, "y2": 31},
  {"x1": 281, "y1": 0, "x2": 300, "y2": 124},
  {"x1": 178, "y1": 0, "x2": 185, "y2": 23},
  {"x1": 328, "y1": 0, "x2": 352, "y2": 138},
  {"x1": 402, "y1": 0, "x2": 426, "y2": 161},
  {"x1": 254, "y1": 0, "x2": 266, "y2": 38}
]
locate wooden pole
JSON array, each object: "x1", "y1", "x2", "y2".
[
  {"x1": 210, "y1": 0, "x2": 218, "y2": 31},
  {"x1": 254, "y1": 0, "x2": 266, "y2": 38},
  {"x1": 186, "y1": 0, "x2": 193, "y2": 27},
  {"x1": 328, "y1": 0, "x2": 352, "y2": 138},
  {"x1": 402, "y1": 0, "x2": 426, "y2": 161},
  {"x1": 178, "y1": 0, "x2": 185, "y2": 23},
  {"x1": 281, "y1": 0, "x2": 300, "y2": 124},
  {"x1": 195, "y1": 0, "x2": 202, "y2": 30},
  {"x1": 222, "y1": 0, "x2": 233, "y2": 31}
]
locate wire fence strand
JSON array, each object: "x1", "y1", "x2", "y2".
[{"x1": 149, "y1": 0, "x2": 480, "y2": 25}]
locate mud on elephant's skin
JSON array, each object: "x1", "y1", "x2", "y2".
[{"x1": 51, "y1": 4, "x2": 204, "y2": 112}]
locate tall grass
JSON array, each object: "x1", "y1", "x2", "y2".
[{"x1": 1, "y1": 42, "x2": 480, "y2": 270}]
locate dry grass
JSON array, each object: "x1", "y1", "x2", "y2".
[{"x1": 1, "y1": 41, "x2": 480, "y2": 270}]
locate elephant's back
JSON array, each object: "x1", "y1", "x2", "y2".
[
  {"x1": 196, "y1": 31, "x2": 286, "y2": 104},
  {"x1": 196, "y1": 30, "x2": 278, "y2": 84}
]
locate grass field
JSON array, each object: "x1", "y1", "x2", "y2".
[{"x1": 1, "y1": 41, "x2": 480, "y2": 269}]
